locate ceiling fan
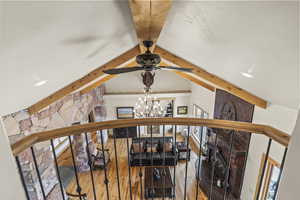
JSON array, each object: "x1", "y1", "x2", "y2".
[{"x1": 103, "y1": 40, "x2": 192, "y2": 75}]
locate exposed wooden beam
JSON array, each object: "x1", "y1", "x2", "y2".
[
  {"x1": 80, "y1": 75, "x2": 117, "y2": 95},
  {"x1": 79, "y1": 60, "x2": 140, "y2": 95},
  {"x1": 155, "y1": 46, "x2": 268, "y2": 109},
  {"x1": 27, "y1": 45, "x2": 140, "y2": 115},
  {"x1": 129, "y1": 0, "x2": 172, "y2": 52},
  {"x1": 173, "y1": 71, "x2": 215, "y2": 92}
]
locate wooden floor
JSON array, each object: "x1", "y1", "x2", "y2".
[{"x1": 58, "y1": 134, "x2": 208, "y2": 200}]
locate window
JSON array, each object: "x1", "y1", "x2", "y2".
[{"x1": 192, "y1": 104, "x2": 209, "y2": 154}]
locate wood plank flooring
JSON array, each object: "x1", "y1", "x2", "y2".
[{"x1": 58, "y1": 134, "x2": 208, "y2": 200}]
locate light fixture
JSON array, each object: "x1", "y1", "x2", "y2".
[
  {"x1": 133, "y1": 88, "x2": 165, "y2": 118},
  {"x1": 34, "y1": 80, "x2": 48, "y2": 87},
  {"x1": 33, "y1": 74, "x2": 48, "y2": 87},
  {"x1": 241, "y1": 66, "x2": 254, "y2": 79},
  {"x1": 241, "y1": 72, "x2": 253, "y2": 78}
]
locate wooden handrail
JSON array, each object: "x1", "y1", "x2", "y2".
[{"x1": 10, "y1": 118, "x2": 290, "y2": 156}]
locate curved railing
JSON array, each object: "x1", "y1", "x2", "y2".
[
  {"x1": 11, "y1": 118, "x2": 290, "y2": 156},
  {"x1": 11, "y1": 117, "x2": 290, "y2": 200}
]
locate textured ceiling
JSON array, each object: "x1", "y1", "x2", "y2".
[
  {"x1": 0, "y1": 1, "x2": 299, "y2": 115},
  {"x1": 158, "y1": 1, "x2": 299, "y2": 109}
]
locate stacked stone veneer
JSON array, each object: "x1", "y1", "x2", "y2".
[{"x1": 2, "y1": 85, "x2": 106, "y2": 200}]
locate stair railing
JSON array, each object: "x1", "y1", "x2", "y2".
[{"x1": 11, "y1": 117, "x2": 290, "y2": 200}]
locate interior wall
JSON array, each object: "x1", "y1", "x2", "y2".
[
  {"x1": 104, "y1": 93, "x2": 191, "y2": 120},
  {"x1": 277, "y1": 111, "x2": 300, "y2": 199},
  {"x1": 189, "y1": 82, "x2": 215, "y2": 118},
  {"x1": 104, "y1": 93, "x2": 191, "y2": 135},
  {"x1": 0, "y1": 117, "x2": 26, "y2": 200},
  {"x1": 241, "y1": 104, "x2": 298, "y2": 200}
]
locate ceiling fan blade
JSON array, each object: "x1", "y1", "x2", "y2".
[
  {"x1": 103, "y1": 66, "x2": 144, "y2": 74},
  {"x1": 158, "y1": 66, "x2": 193, "y2": 72}
]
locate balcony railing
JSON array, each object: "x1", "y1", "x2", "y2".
[{"x1": 11, "y1": 118, "x2": 290, "y2": 200}]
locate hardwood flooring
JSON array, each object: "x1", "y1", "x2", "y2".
[{"x1": 58, "y1": 134, "x2": 207, "y2": 200}]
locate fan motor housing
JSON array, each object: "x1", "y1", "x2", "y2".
[{"x1": 136, "y1": 52, "x2": 161, "y2": 66}]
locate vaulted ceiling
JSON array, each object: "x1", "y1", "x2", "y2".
[{"x1": 0, "y1": 1, "x2": 298, "y2": 116}]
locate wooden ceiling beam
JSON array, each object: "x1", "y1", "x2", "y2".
[
  {"x1": 155, "y1": 46, "x2": 268, "y2": 108},
  {"x1": 80, "y1": 75, "x2": 116, "y2": 95},
  {"x1": 27, "y1": 45, "x2": 140, "y2": 115},
  {"x1": 174, "y1": 71, "x2": 216, "y2": 92},
  {"x1": 129, "y1": 0, "x2": 172, "y2": 52}
]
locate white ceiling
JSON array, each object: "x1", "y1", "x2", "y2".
[
  {"x1": 105, "y1": 69, "x2": 191, "y2": 93},
  {"x1": 158, "y1": 1, "x2": 299, "y2": 109},
  {"x1": 0, "y1": 1, "x2": 299, "y2": 115}
]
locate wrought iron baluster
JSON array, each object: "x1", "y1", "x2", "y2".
[
  {"x1": 50, "y1": 140, "x2": 66, "y2": 200},
  {"x1": 15, "y1": 156, "x2": 30, "y2": 200},
  {"x1": 162, "y1": 125, "x2": 166, "y2": 200},
  {"x1": 68, "y1": 136, "x2": 83, "y2": 200},
  {"x1": 173, "y1": 125, "x2": 177, "y2": 200},
  {"x1": 126, "y1": 128, "x2": 133, "y2": 200},
  {"x1": 273, "y1": 147, "x2": 288, "y2": 200},
  {"x1": 195, "y1": 126, "x2": 204, "y2": 200},
  {"x1": 83, "y1": 133, "x2": 97, "y2": 200},
  {"x1": 209, "y1": 132, "x2": 218, "y2": 200},
  {"x1": 256, "y1": 138, "x2": 272, "y2": 200},
  {"x1": 30, "y1": 146, "x2": 46, "y2": 200},
  {"x1": 150, "y1": 125, "x2": 154, "y2": 200},
  {"x1": 223, "y1": 131, "x2": 236, "y2": 200},
  {"x1": 138, "y1": 126, "x2": 143, "y2": 200},
  {"x1": 99, "y1": 130, "x2": 110, "y2": 200},
  {"x1": 113, "y1": 130, "x2": 122, "y2": 200},
  {"x1": 183, "y1": 126, "x2": 191, "y2": 200}
]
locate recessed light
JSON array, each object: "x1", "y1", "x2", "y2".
[
  {"x1": 241, "y1": 72, "x2": 253, "y2": 79},
  {"x1": 34, "y1": 80, "x2": 48, "y2": 87}
]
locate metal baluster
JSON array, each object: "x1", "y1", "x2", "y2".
[
  {"x1": 183, "y1": 126, "x2": 191, "y2": 200},
  {"x1": 84, "y1": 133, "x2": 97, "y2": 200},
  {"x1": 273, "y1": 147, "x2": 288, "y2": 200},
  {"x1": 209, "y1": 132, "x2": 218, "y2": 200},
  {"x1": 113, "y1": 131, "x2": 122, "y2": 200},
  {"x1": 256, "y1": 138, "x2": 272, "y2": 200},
  {"x1": 162, "y1": 125, "x2": 166, "y2": 200},
  {"x1": 173, "y1": 125, "x2": 177, "y2": 200},
  {"x1": 15, "y1": 156, "x2": 30, "y2": 200},
  {"x1": 99, "y1": 130, "x2": 110, "y2": 200},
  {"x1": 126, "y1": 128, "x2": 133, "y2": 200},
  {"x1": 68, "y1": 136, "x2": 83, "y2": 200},
  {"x1": 150, "y1": 125, "x2": 154, "y2": 200},
  {"x1": 30, "y1": 146, "x2": 46, "y2": 200},
  {"x1": 138, "y1": 126, "x2": 143, "y2": 200},
  {"x1": 195, "y1": 126, "x2": 204, "y2": 200},
  {"x1": 223, "y1": 131, "x2": 236, "y2": 200},
  {"x1": 50, "y1": 140, "x2": 66, "y2": 200}
]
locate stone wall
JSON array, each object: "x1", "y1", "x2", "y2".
[{"x1": 2, "y1": 85, "x2": 106, "y2": 200}]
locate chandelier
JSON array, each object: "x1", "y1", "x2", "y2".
[{"x1": 134, "y1": 89, "x2": 165, "y2": 118}]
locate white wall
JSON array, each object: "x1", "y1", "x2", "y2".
[
  {"x1": 0, "y1": 117, "x2": 26, "y2": 200},
  {"x1": 104, "y1": 93, "x2": 191, "y2": 135},
  {"x1": 277, "y1": 111, "x2": 300, "y2": 199},
  {"x1": 104, "y1": 93, "x2": 191, "y2": 120},
  {"x1": 189, "y1": 82, "x2": 215, "y2": 118},
  {"x1": 241, "y1": 104, "x2": 298, "y2": 200}
]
